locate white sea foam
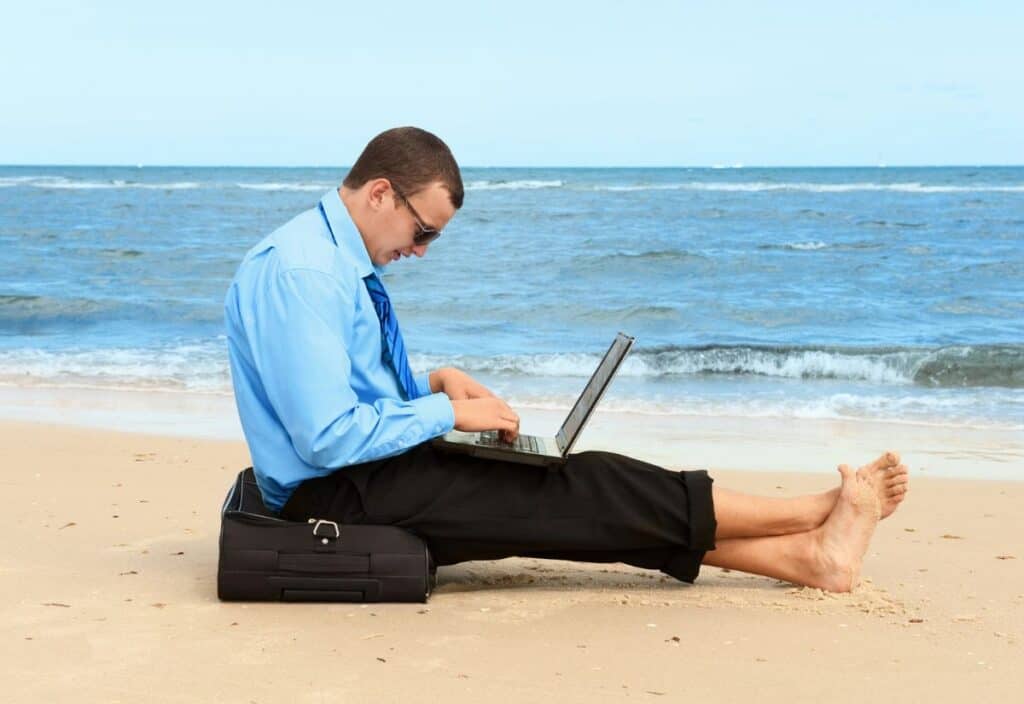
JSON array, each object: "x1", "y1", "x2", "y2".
[
  {"x1": 595, "y1": 181, "x2": 1024, "y2": 193},
  {"x1": 235, "y1": 182, "x2": 330, "y2": 192},
  {"x1": 783, "y1": 241, "x2": 828, "y2": 250},
  {"x1": 410, "y1": 352, "x2": 617, "y2": 378},
  {"x1": 0, "y1": 176, "x2": 48, "y2": 188},
  {"x1": 18, "y1": 176, "x2": 201, "y2": 190},
  {"x1": 415, "y1": 345, "x2": 1023, "y2": 388},
  {"x1": 138, "y1": 181, "x2": 201, "y2": 190},
  {"x1": 6, "y1": 175, "x2": 328, "y2": 191},
  {"x1": 499, "y1": 390, "x2": 1022, "y2": 430},
  {"x1": 2, "y1": 345, "x2": 1016, "y2": 392},
  {"x1": 0, "y1": 345, "x2": 229, "y2": 393},
  {"x1": 410, "y1": 348, "x2": 925, "y2": 385},
  {"x1": 7, "y1": 175, "x2": 1021, "y2": 194},
  {"x1": 466, "y1": 179, "x2": 564, "y2": 191},
  {"x1": 664, "y1": 349, "x2": 912, "y2": 384},
  {"x1": 1, "y1": 346, "x2": 1018, "y2": 429},
  {"x1": 1, "y1": 346, "x2": 914, "y2": 390}
]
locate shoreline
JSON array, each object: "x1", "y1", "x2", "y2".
[{"x1": 1, "y1": 383, "x2": 1021, "y2": 481}]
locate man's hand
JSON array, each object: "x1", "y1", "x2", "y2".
[
  {"x1": 430, "y1": 367, "x2": 496, "y2": 401},
  {"x1": 451, "y1": 398, "x2": 520, "y2": 441},
  {"x1": 433, "y1": 367, "x2": 520, "y2": 441}
]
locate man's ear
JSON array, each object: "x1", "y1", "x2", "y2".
[{"x1": 367, "y1": 178, "x2": 392, "y2": 211}]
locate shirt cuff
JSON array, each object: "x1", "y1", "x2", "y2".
[
  {"x1": 414, "y1": 371, "x2": 434, "y2": 399},
  {"x1": 411, "y1": 391, "x2": 456, "y2": 437}
]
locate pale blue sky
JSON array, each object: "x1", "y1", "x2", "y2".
[{"x1": 2, "y1": 1, "x2": 1021, "y2": 166}]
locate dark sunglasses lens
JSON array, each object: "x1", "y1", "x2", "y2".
[{"x1": 414, "y1": 228, "x2": 440, "y2": 246}]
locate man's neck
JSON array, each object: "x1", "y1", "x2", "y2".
[{"x1": 337, "y1": 186, "x2": 374, "y2": 258}]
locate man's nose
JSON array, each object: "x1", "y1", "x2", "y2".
[{"x1": 412, "y1": 244, "x2": 428, "y2": 257}]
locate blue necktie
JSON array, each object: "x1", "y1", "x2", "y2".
[{"x1": 363, "y1": 273, "x2": 420, "y2": 401}]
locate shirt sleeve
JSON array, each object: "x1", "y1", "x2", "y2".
[
  {"x1": 414, "y1": 372, "x2": 434, "y2": 398},
  {"x1": 246, "y1": 267, "x2": 455, "y2": 471}
]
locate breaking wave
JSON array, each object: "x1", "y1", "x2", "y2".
[
  {"x1": 234, "y1": 182, "x2": 330, "y2": 192},
  {"x1": 594, "y1": 181, "x2": 1024, "y2": 193},
  {"x1": 411, "y1": 344, "x2": 1024, "y2": 389},
  {"x1": 466, "y1": 179, "x2": 564, "y2": 190},
  {"x1": 1, "y1": 176, "x2": 201, "y2": 190}
]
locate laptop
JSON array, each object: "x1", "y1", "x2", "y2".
[{"x1": 432, "y1": 332, "x2": 635, "y2": 466}]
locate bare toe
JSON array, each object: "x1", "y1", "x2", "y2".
[
  {"x1": 864, "y1": 451, "x2": 900, "y2": 474},
  {"x1": 880, "y1": 465, "x2": 909, "y2": 519},
  {"x1": 830, "y1": 458, "x2": 908, "y2": 522},
  {"x1": 887, "y1": 474, "x2": 909, "y2": 490}
]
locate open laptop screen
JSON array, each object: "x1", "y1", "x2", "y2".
[{"x1": 554, "y1": 333, "x2": 635, "y2": 453}]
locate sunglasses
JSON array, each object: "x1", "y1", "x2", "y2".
[{"x1": 391, "y1": 184, "x2": 442, "y2": 246}]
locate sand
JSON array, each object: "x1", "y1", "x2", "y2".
[{"x1": 2, "y1": 414, "x2": 1022, "y2": 703}]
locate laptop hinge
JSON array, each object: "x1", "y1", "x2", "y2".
[{"x1": 554, "y1": 430, "x2": 568, "y2": 455}]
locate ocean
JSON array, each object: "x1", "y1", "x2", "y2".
[{"x1": 1, "y1": 165, "x2": 1022, "y2": 430}]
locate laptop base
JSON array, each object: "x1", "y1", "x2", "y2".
[{"x1": 431, "y1": 435, "x2": 565, "y2": 467}]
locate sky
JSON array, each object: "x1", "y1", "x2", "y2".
[{"x1": 1, "y1": 1, "x2": 1022, "y2": 167}]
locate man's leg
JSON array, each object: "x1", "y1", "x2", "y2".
[
  {"x1": 712, "y1": 485, "x2": 838, "y2": 539},
  {"x1": 281, "y1": 446, "x2": 908, "y2": 592},
  {"x1": 711, "y1": 451, "x2": 909, "y2": 539},
  {"x1": 283, "y1": 445, "x2": 719, "y2": 582},
  {"x1": 702, "y1": 463, "x2": 885, "y2": 592}
]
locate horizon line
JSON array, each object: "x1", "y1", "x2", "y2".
[{"x1": 2, "y1": 162, "x2": 1024, "y2": 170}]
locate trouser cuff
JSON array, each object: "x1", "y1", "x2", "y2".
[{"x1": 662, "y1": 469, "x2": 717, "y2": 584}]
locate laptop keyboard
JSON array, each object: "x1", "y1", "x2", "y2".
[{"x1": 479, "y1": 431, "x2": 541, "y2": 454}]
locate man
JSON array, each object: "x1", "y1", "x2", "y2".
[{"x1": 224, "y1": 127, "x2": 909, "y2": 592}]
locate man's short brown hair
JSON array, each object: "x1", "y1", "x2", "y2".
[{"x1": 343, "y1": 127, "x2": 464, "y2": 209}]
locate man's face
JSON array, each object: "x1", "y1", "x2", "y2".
[{"x1": 367, "y1": 180, "x2": 456, "y2": 267}]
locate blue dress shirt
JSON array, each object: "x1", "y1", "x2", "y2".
[{"x1": 224, "y1": 189, "x2": 455, "y2": 512}]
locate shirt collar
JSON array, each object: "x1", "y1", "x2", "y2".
[{"x1": 319, "y1": 189, "x2": 375, "y2": 278}]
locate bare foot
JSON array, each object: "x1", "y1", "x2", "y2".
[
  {"x1": 814, "y1": 452, "x2": 906, "y2": 528},
  {"x1": 810, "y1": 464, "x2": 882, "y2": 592},
  {"x1": 855, "y1": 451, "x2": 909, "y2": 519}
]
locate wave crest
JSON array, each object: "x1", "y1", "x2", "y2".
[
  {"x1": 411, "y1": 344, "x2": 1024, "y2": 388},
  {"x1": 595, "y1": 181, "x2": 1024, "y2": 193},
  {"x1": 235, "y1": 182, "x2": 329, "y2": 192},
  {"x1": 466, "y1": 179, "x2": 564, "y2": 191},
  {"x1": 758, "y1": 241, "x2": 828, "y2": 251},
  {"x1": 10, "y1": 177, "x2": 201, "y2": 190},
  {"x1": 0, "y1": 344, "x2": 230, "y2": 392}
]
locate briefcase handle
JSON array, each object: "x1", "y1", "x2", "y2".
[{"x1": 308, "y1": 518, "x2": 340, "y2": 544}]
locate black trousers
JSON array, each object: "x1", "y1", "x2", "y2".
[{"x1": 281, "y1": 442, "x2": 717, "y2": 583}]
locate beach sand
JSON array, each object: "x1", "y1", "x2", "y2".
[{"x1": 2, "y1": 412, "x2": 1022, "y2": 703}]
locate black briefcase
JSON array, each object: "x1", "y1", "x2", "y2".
[{"x1": 217, "y1": 468, "x2": 436, "y2": 603}]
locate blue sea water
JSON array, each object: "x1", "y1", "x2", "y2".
[{"x1": 1, "y1": 165, "x2": 1022, "y2": 429}]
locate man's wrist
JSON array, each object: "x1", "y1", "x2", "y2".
[{"x1": 429, "y1": 367, "x2": 449, "y2": 394}]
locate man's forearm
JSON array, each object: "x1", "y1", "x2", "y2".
[{"x1": 429, "y1": 367, "x2": 451, "y2": 394}]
